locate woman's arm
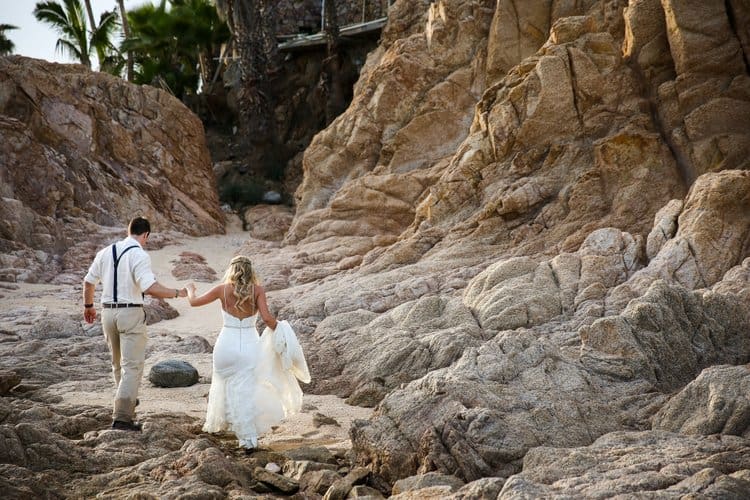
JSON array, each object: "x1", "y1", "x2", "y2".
[
  {"x1": 255, "y1": 285, "x2": 278, "y2": 330},
  {"x1": 186, "y1": 283, "x2": 223, "y2": 307}
]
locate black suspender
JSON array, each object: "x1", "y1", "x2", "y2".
[{"x1": 111, "y1": 244, "x2": 139, "y2": 303}]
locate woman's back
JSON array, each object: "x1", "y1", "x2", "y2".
[{"x1": 222, "y1": 283, "x2": 256, "y2": 319}]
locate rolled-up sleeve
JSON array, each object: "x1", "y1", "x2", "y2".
[
  {"x1": 132, "y1": 252, "x2": 157, "y2": 292},
  {"x1": 84, "y1": 251, "x2": 102, "y2": 285}
]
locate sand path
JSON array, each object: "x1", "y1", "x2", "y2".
[{"x1": 41, "y1": 215, "x2": 371, "y2": 451}]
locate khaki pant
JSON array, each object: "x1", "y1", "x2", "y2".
[{"x1": 101, "y1": 307, "x2": 147, "y2": 423}]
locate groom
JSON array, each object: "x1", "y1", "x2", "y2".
[{"x1": 82, "y1": 216, "x2": 187, "y2": 431}]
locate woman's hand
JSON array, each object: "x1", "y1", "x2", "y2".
[{"x1": 186, "y1": 283, "x2": 197, "y2": 297}]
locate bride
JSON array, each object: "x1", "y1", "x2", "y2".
[{"x1": 186, "y1": 255, "x2": 306, "y2": 452}]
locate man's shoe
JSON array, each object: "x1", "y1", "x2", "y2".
[{"x1": 111, "y1": 420, "x2": 143, "y2": 432}]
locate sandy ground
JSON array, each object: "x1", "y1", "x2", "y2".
[{"x1": 10, "y1": 215, "x2": 371, "y2": 452}]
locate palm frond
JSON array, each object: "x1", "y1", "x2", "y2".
[
  {"x1": 91, "y1": 9, "x2": 119, "y2": 49},
  {"x1": 33, "y1": 1, "x2": 71, "y2": 35},
  {"x1": 56, "y1": 38, "x2": 82, "y2": 60}
]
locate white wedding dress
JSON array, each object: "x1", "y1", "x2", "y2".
[{"x1": 203, "y1": 310, "x2": 308, "y2": 448}]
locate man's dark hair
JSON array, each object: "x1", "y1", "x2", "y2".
[{"x1": 128, "y1": 217, "x2": 151, "y2": 236}]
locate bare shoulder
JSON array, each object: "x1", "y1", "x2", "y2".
[{"x1": 209, "y1": 283, "x2": 227, "y2": 298}]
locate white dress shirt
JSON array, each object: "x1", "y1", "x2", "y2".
[{"x1": 84, "y1": 236, "x2": 157, "y2": 304}]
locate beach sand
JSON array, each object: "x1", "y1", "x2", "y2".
[{"x1": 9, "y1": 214, "x2": 371, "y2": 452}]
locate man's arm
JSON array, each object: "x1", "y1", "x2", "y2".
[
  {"x1": 144, "y1": 282, "x2": 187, "y2": 299},
  {"x1": 133, "y1": 252, "x2": 186, "y2": 299},
  {"x1": 83, "y1": 280, "x2": 97, "y2": 324}
]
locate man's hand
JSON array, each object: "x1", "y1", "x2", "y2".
[
  {"x1": 84, "y1": 306, "x2": 97, "y2": 324},
  {"x1": 178, "y1": 287, "x2": 188, "y2": 298}
]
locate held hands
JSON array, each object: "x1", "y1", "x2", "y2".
[{"x1": 186, "y1": 283, "x2": 197, "y2": 298}]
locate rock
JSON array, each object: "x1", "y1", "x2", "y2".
[
  {"x1": 349, "y1": 484, "x2": 386, "y2": 498},
  {"x1": 264, "y1": 462, "x2": 281, "y2": 473},
  {"x1": 652, "y1": 364, "x2": 750, "y2": 438},
  {"x1": 645, "y1": 199, "x2": 682, "y2": 260},
  {"x1": 581, "y1": 280, "x2": 750, "y2": 392},
  {"x1": 712, "y1": 257, "x2": 750, "y2": 303},
  {"x1": 0, "y1": 56, "x2": 224, "y2": 282},
  {"x1": 312, "y1": 412, "x2": 341, "y2": 427},
  {"x1": 242, "y1": 204, "x2": 294, "y2": 241},
  {"x1": 323, "y1": 478, "x2": 353, "y2": 500},
  {"x1": 144, "y1": 297, "x2": 179, "y2": 325},
  {"x1": 148, "y1": 360, "x2": 199, "y2": 388},
  {"x1": 262, "y1": 191, "x2": 282, "y2": 204},
  {"x1": 0, "y1": 370, "x2": 21, "y2": 395},
  {"x1": 170, "y1": 251, "x2": 218, "y2": 282},
  {"x1": 282, "y1": 445, "x2": 337, "y2": 465},
  {"x1": 497, "y1": 431, "x2": 750, "y2": 498},
  {"x1": 321, "y1": 467, "x2": 371, "y2": 500},
  {"x1": 607, "y1": 170, "x2": 750, "y2": 313},
  {"x1": 252, "y1": 466, "x2": 299, "y2": 494},
  {"x1": 282, "y1": 459, "x2": 338, "y2": 481},
  {"x1": 392, "y1": 472, "x2": 465, "y2": 495},
  {"x1": 448, "y1": 477, "x2": 507, "y2": 499},
  {"x1": 147, "y1": 333, "x2": 213, "y2": 357},
  {"x1": 299, "y1": 469, "x2": 343, "y2": 496}
]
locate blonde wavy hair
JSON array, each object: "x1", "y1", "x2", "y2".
[{"x1": 223, "y1": 255, "x2": 260, "y2": 312}]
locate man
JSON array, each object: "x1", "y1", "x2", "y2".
[{"x1": 83, "y1": 216, "x2": 187, "y2": 431}]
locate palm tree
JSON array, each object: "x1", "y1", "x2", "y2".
[
  {"x1": 213, "y1": 0, "x2": 279, "y2": 141},
  {"x1": 95, "y1": 10, "x2": 125, "y2": 75},
  {"x1": 33, "y1": 0, "x2": 118, "y2": 69},
  {"x1": 82, "y1": 0, "x2": 95, "y2": 30},
  {"x1": 116, "y1": 0, "x2": 134, "y2": 81},
  {"x1": 171, "y1": 0, "x2": 230, "y2": 90},
  {"x1": 80, "y1": 0, "x2": 115, "y2": 70},
  {"x1": 0, "y1": 24, "x2": 18, "y2": 55},
  {"x1": 122, "y1": 0, "x2": 228, "y2": 98}
]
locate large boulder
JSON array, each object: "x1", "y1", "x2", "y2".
[{"x1": 0, "y1": 56, "x2": 224, "y2": 282}]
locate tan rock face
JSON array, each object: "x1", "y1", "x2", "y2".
[
  {"x1": 0, "y1": 56, "x2": 224, "y2": 280},
  {"x1": 279, "y1": 0, "x2": 750, "y2": 488},
  {"x1": 291, "y1": 0, "x2": 748, "y2": 276}
]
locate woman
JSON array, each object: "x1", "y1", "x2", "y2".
[{"x1": 187, "y1": 255, "x2": 299, "y2": 453}]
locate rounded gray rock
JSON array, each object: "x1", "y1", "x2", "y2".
[{"x1": 148, "y1": 360, "x2": 199, "y2": 388}]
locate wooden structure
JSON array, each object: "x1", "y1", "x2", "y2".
[{"x1": 278, "y1": 17, "x2": 387, "y2": 52}]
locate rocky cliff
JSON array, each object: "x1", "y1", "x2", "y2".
[
  {"x1": 277, "y1": 0, "x2": 750, "y2": 495},
  {"x1": 0, "y1": 56, "x2": 224, "y2": 283}
]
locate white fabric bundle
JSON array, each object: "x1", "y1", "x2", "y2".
[{"x1": 266, "y1": 320, "x2": 311, "y2": 383}]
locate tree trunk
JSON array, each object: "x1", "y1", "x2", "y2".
[
  {"x1": 83, "y1": 0, "x2": 96, "y2": 30},
  {"x1": 116, "y1": 0, "x2": 134, "y2": 81},
  {"x1": 233, "y1": 0, "x2": 278, "y2": 143},
  {"x1": 83, "y1": 0, "x2": 104, "y2": 69}
]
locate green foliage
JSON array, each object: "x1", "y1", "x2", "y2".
[
  {"x1": 91, "y1": 9, "x2": 120, "y2": 73},
  {"x1": 33, "y1": 0, "x2": 117, "y2": 69},
  {"x1": 122, "y1": 0, "x2": 230, "y2": 99},
  {"x1": 0, "y1": 24, "x2": 18, "y2": 55}
]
